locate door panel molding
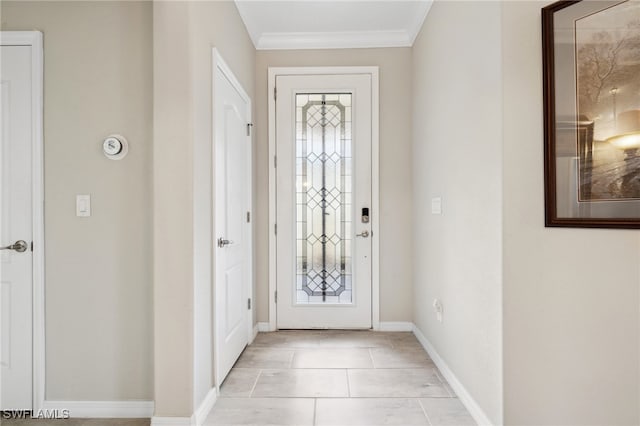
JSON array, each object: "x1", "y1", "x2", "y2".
[
  {"x1": 0, "y1": 31, "x2": 44, "y2": 412},
  {"x1": 268, "y1": 66, "x2": 379, "y2": 331}
]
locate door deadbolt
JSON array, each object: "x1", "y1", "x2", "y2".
[{"x1": 361, "y1": 207, "x2": 370, "y2": 223}]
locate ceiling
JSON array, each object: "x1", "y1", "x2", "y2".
[{"x1": 234, "y1": 0, "x2": 434, "y2": 50}]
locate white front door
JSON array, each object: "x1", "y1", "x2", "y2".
[
  {"x1": 0, "y1": 44, "x2": 34, "y2": 410},
  {"x1": 275, "y1": 73, "x2": 373, "y2": 329},
  {"x1": 214, "y1": 58, "x2": 252, "y2": 386}
]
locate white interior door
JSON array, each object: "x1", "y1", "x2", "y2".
[
  {"x1": 275, "y1": 74, "x2": 373, "y2": 329},
  {"x1": 0, "y1": 44, "x2": 34, "y2": 410},
  {"x1": 214, "y1": 59, "x2": 252, "y2": 386}
]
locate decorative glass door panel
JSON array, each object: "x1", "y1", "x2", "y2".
[
  {"x1": 296, "y1": 94, "x2": 352, "y2": 304},
  {"x1": 275, "y1": 72, "x2": 373, "y2": 329}
]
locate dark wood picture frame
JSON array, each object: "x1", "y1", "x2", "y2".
[{"x1": 543, "y1": 0, "x2": 640, "y2": 228}]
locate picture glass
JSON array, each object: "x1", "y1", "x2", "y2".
[{"x1": 551, "y1": 0, "x2": 640, "y2": 222}]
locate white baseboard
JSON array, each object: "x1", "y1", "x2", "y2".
[
  {"x1": 151, "y1": 387, "x2": 218, "y2": 426},
  {"x1": 194, "y1": 387, "x2": 217, "y2": 425},
  {"x1": 412, "y1": 325, "x2": 494, "y2": 426},
  {"x1": 252, "y1": 323, "x2": 259, "y2": 340},
  {"x1": 377, "y1": 321, "x2": 414, "y2": 332},
  {"x1": 150, "y1": 417, "x2": 193, "y2": 426},
  {"x1": 258, "y1": 322, "x2": 409, "y2": 332},
  {"x1": 42, "y1": 400, "x2": 154, "y2": 418},
  {"x1": 256, "y1": 322, "x2": 270, "y2": 332}
]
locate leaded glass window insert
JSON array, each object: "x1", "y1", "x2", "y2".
[{"x1": 295, "y1": 93, "x2": 353, "y2": 304}]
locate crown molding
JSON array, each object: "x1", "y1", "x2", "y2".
[
  {"x1": 408, "y1": 0, "x2": 433, "y2": 44},
  {"x1": 256, "y1": 30, "x2": 413, "y2": 50}
]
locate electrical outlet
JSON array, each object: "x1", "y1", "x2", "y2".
[
  {"x1": 431, "y1": 197, "x2": 442, "y2": 215},
  {"x1": 433, "y1": 299, "x2": 443, "y2": 323}
]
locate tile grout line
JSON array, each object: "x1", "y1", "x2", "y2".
[
  {"x1": 386, "y1": 335, "x2": 396, "y2": 350},
  {"x1": 433, "y1": 368, "x2": 455, "y2": 397},
  {"x1": 312, "y1": 398, "x2": 317, "y2": 426},
  {"x1": 417, "y1": 398, "x2": 434, "y2": 426},
  {"x1": 368, "y1": 347, "x2": 376, "y2": 369},
  {"x1": 219, "y1": 395, "x2": 455, "y2": 399},
  {"x1": 289, "y1": 350, "x2": 295, "y2": 369},
  {"x1": 248, "y1": 369, "x2": 262, "y2": 397}
]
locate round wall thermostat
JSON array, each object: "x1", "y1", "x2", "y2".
[{"x1": 102, "y1": 135, "x2": 129, "y2": 160}]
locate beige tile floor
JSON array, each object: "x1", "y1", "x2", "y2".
[
  {"x1": 205, "y1": 330, "x2": 476, "y2": 426},
  {"x1": 1, "y1": 331, "x2": 475, "y2": 426},
  {"x1": 0, "y1": 420, "x2": 148, "y2": 425}
]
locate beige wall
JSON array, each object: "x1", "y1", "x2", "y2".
[
  {"x1": 411, "y1": 2, "x2": 503, "y2": 423},
  {"x1": 502, "y1": 2, "x2": 640, "y2": 424},
  {"x1": 153, "y1": 0, "x2": 255, "y2": 416},
  {"x1": 1, "y1": 1, "x2": 153, "y2": 401},
  {"x1": 255, "y1": 48, "x2": 414, "y2": 324},
  {"x1": 153, "y1": 1, "x2": 194, "y2": 416}
]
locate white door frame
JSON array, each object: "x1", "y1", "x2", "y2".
[
  {"x1": 212, "y1": 48, "x2": 254, "y2": 387},
  {"x1": 267, "y1": 66, "x2": 380, "y2": 331},
  {"x1": 0, "y1": 31, "x2": 45, "y2": 412}
]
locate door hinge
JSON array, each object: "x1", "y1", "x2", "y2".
[
  {"x1": 274, "y1": 86, "x2": 277, "y2": 101},
  {"x1": 247, "y1": 123, "x2": 253, "y2": 137},
  {"x1": 31, "y1": 241, "x2": 34, "y2": 252},
  {"x1": 248, "y1": 298, "x2": 251, "y2": 310},
  {"x1": 247, "y1": 211, "x2": 251, "y2": 223},
  {"x1": 275, "y1": 291, "x2": 278, "y2": 303},
  {"x1": 274, "y1": 223, "x2": 277, "y2": 235}
]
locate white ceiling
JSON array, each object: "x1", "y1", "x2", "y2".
[{"x1": 234, "y1": 0, "x2": 433, "y2": 50}]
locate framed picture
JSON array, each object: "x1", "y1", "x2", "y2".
[{"x1": 543, "y1": 0, "x2": 640, "y2": 228}]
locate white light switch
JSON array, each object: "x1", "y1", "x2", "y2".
[
  {"x1": 431, "y1": 197, "x2": 442, "y2": 215},
  {"x1": 76, "y1": 195, "x2": 91, "y2": 217},
  {"x1": 433, "y1": 299, "x2": 443, "y2": 323}
]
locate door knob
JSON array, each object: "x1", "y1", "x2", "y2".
[
  {"x1": 0, "y1": 240, "x2": 28, "y2": 253},
  {"x1": 217, "y1": 238, "x2": 234, "y2": 248},
  {"x1": 356, "y1": 231, "x2": 369, "y2": 238}
]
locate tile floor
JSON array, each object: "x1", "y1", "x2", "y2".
[
  {"x1": 1, "y1": 331, "x2": 475, "y2": 426},
  {"x1": 0, "y1": 420, "x2": 147, "y2": 425},
  {"x1": 204, "y1": 330, "x2": 476, "y2": 426}
]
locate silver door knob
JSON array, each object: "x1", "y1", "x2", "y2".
[
  {"x1": 356, "y1": 231, "x2": 369, "y2": 238},
  {"x1": 217, "y1": 238, "x2": 234, "y2": 248},
  {"x1": 0, "y1": 240, "x2": 28, "y2": 253}
]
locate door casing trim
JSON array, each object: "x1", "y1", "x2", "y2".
[
  {"x1": 267, "y1": 66, "x2": 380, "y2": 331},
  {"x1": 0, "y1": 31, "x2": 45, "y2": 412}
]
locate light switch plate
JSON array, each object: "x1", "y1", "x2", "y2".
[
  {"x1": 76, "y1": 195, "x2": 91, "y2": 217},
  {"x1": 431, "y1": 197, "x2": 442, "y2": 215}
]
